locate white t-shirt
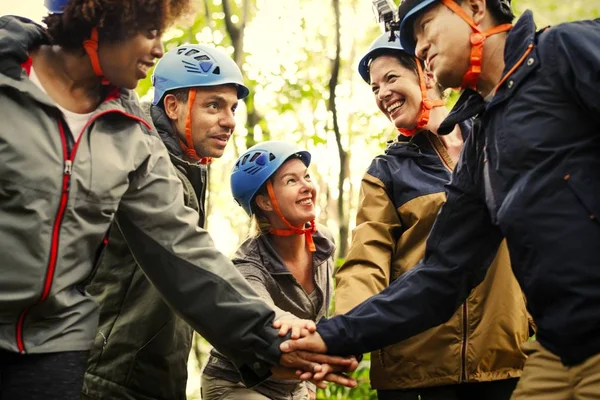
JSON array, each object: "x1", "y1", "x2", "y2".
[{"x1": 29, "y1": 66, "x2": 94, "y2": 141}]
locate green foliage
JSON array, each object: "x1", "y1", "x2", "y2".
[{"x1": 317, "y1": 359, "x2": 377, "y2": 399}]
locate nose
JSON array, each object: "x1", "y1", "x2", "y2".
[
  {"x1": 300, "y1": 176, "x2": 314, "y2": 192},
  {"x1": 220, "y1": 109, "x2": 236, "y2": 132},
  {"x1": 377, "y1": 83, "x2": 392, "y2": 102},
  {"x1": 151, "y1": 37, "x2": 164, "y2": 59},
  {"x1": 415, "y1": 38, "x2": 429, "y2": 61}
]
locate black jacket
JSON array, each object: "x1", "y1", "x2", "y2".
[
  {"x1": 318, "y1": 12, "x2": 600, "y2": 366},
  {"x1": 83, "y1": 106, "x2": 207, "y2": 400}
]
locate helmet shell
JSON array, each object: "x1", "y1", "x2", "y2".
[
  {"x1": 151, "y1": 44, "x2": 249, "y2": 106},
  {"x1": 45, "y1": 0, "x2": 68, "y2": 14},
  {"x1": 231, "y1": 141, "x2": 311, "y2": 217},
  {"x1": 357, "y1": 32, "x2": 405, "y2": 83},
  {"x1": 397, "y1": 0, "x2": 438, "y2": 55}
]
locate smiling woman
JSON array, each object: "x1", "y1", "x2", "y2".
[{"x1": 200, "y1": 141, "x2": 335, "y2": 400}]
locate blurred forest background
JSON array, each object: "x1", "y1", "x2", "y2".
[{"x1": 2, "y1": 0, "x2": 598, "y2": 398}]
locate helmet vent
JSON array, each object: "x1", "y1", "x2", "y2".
[
  {"x1": 250, "y1": 152, "x2": 261, "y2": 162},
  {"x1": 241, "y1": 154, "x2": 250, "y2": 165},
  {"x1": 185, "y1": 49, "x2": 200, "y2": 56},
  {"x1": 194, "y1": 55, "x2": 211, "y2": 61},
  {"x1": 213, "y1": 67, "x2": 221, "y2": 75},
  {"x1": 269, "y1": 153, "x2": 276, "y2": 161},
  {"x1": 243, "y1": 165, "x2": 262, "y2": 175}
]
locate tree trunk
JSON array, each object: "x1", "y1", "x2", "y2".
[{"x1": 329, "y1": 0, "x2": 349, "y2": 258}]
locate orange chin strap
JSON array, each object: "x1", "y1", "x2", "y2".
[
  {"x1": 398, "y1": 57, "x2": 445, "y2": 137},
  {"x1": 82, "y1": 27, "x2": 110, "y2": 85},
  {"x1": 179, "y1": 88, "x2": 213, "y2": 165},
  {"x1": 266, "y1": 180, "x2": 317, "y2": 252},
  {"x1": 440, "y1": 0, "x2": 512, "y2": 90}
]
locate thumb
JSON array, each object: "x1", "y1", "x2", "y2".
[{"x1": 280, "y1": 336, "x2": 318, "y2": 352}]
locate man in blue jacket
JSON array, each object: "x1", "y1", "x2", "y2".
[{"x1": 280, "y1": 1, "x2": 600, "y2": 398}]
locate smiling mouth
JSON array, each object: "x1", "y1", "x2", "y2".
[
  {"x1": 387, "y1": 100, "x2": 405, "y2": 117},
  {"x1": 297, "y1": 198, "x2": 313, "y2": 205},
  {"x1": 137, "y1": 62, "x2": 154, "y2": 76}
]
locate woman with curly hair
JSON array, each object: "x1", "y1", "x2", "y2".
[{"x1": 0, "y1": 1, "x2": 349, "y2": 399}]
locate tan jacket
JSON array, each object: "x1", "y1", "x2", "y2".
[{"x1": 335, "y1": 129, "x2": 531, "y2": 390}]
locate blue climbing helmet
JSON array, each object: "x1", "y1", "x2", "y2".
[
  {"x1": 357, "y1": 32, "x2": 405, "y2": 84},
  {"x1": 45, "y1": 0, "x2": 68, "y2": 13},
  {"x1": 44, "y1": 0, "x2": 69, "y2": 14},
  {"x1": 231, "y1": 141, "x2": 311, "y2": 217},
  {"x1": 152, "y1": 44, "x2": 249, "y2": 106}
]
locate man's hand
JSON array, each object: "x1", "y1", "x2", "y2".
[
  {"x1": 271, "y1": 362, "x2": 357, "y2": 389},
  {"x1": 280, "y1": 330, "x2": 327, "y2": 353},
  {"x1": 273, "y1": 318, "x2": 316, "y2": 339}
]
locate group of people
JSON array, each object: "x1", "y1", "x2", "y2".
[{"x1": 0, "y1": 0, "x2": 598, "y2": 400}]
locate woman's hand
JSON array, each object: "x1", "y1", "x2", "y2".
[{"x1": 274, "y1": 318, "x2": 317, "y2": 339}]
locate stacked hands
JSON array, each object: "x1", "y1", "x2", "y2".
[{"x1": 271, "y1": 319, "x2": 359, "y2": 389}]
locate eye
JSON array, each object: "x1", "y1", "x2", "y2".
[
  {"x1": 286, "y1": 178, "x2": 297, "y2": 185},
  {"x1": 421, "y1": 19, "x2": 431, "y2": 31},
  {"x1": 388, "y1": 74, "x2": 398, "y2": 82},
  {"x1": 208, "y1": 102, "x2": 218, "y2": 110},
  {"x1": 371, "y1": 85, "x2": 379, "y2": 94},
  {"x1": 231, "y1": 105, "x2": 238, "y2": 114},
  {"x1": 305, "y1": 174, "x2": 312, "y2": 181},
  {"x1": 147, "y1": 29, "x2": 159, "y2": 39}
]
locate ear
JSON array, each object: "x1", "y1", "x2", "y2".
[
  {"x1": 163, "y1": 94, "x2": 182, "y2": 120},
  {"x1": 255, "y1": 194, "x2": 273, "y2": 213},
  {"x1": 464, "y1": 0, "x2": 487, "y2": 25},
  {"x1": 423, "y1": 67, "x2": 436, "y2": 90}
]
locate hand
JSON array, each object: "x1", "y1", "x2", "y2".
[
  {"x1": 280, "y1": 331, "x2": 327, "y2": 353},
  {"x1": 279, "y1": 349, "x2": 353, "y2": 372},
  {"x1": 273, "y1": 318, "x2": 316, "y2": 339},
  {"x1": 308, "y1": 387, "x2": 316, "y2": 400},
  {"x1": 271, "y1": 363, "x2": 357, "y2": 389},
  {"x1": 296, "y1": 356, "x2": 359, "y2": 382}
]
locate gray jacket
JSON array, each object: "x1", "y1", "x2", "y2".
[
  {"x1": 0, "y1": 15, "x2": 282, "y2": 386},
  {"x1": 203, "y1": 227, "x2": 335, "y2": 399}
]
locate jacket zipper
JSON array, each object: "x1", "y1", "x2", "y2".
[
  {"x1": 16, "y1": 119, "x2": 75, "y2": 353},
  {"x1": 15, "y1": 109, "x2": 152, "y2": 353}
]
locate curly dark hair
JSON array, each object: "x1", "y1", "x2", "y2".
[{"x1": 43, "y1": 0, "x2": 192, "y2": 51}]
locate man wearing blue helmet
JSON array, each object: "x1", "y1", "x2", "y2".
[
  {"x1": 81, "y1": 43, "x2": 247, "y2": 400},
  {"x1": 281, "y1": 1, "x2": 600, "y2": 398}
]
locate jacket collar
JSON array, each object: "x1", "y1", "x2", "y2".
[
  {"x1": 390, "y1": 119, "x2": 472, "y2": 152},
  {"x1": 439, "y1": 11, "x2": 538, "y2": 134},
  {"x1": 147, "y1": 104, "x2": 186, "y2": 158},
  {"x1": 232, "y1": 229, "x2": 334, "y2": 276},
  {"x1": 0, "y1": 15, "x2": 47, "y2": 80}
]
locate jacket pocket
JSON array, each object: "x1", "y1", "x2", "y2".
[{"x1": 564, "y1": 172, "x2": 600, "y2": 226}]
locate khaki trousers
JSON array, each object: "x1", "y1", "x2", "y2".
[
  {"x1": 201, "y1": 374, "x2": 308, "y2": 400},
  {"x1": 511, "y1": 341, "x2": 600, "y2": 399}
]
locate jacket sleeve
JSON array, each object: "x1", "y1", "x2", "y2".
[
  {"x1": 116, "y1": 135, "x2": 283, "y2": 387},
  {"x1": 334, "y1": 173, "x2": 401, "y2": 315},
  {"x1": 551, "y1": 19, "x2": 600, "y2": 117},
  {"x1": 317, "y1": 135, "x2": 504, "y2": 356},
  {"x1": 236, "y1": 262, "x2": 296, "y2": 322}
]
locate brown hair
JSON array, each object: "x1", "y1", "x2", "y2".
[{"x1": 43, "y1": 0, "x2": 192, "y2": 51}]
